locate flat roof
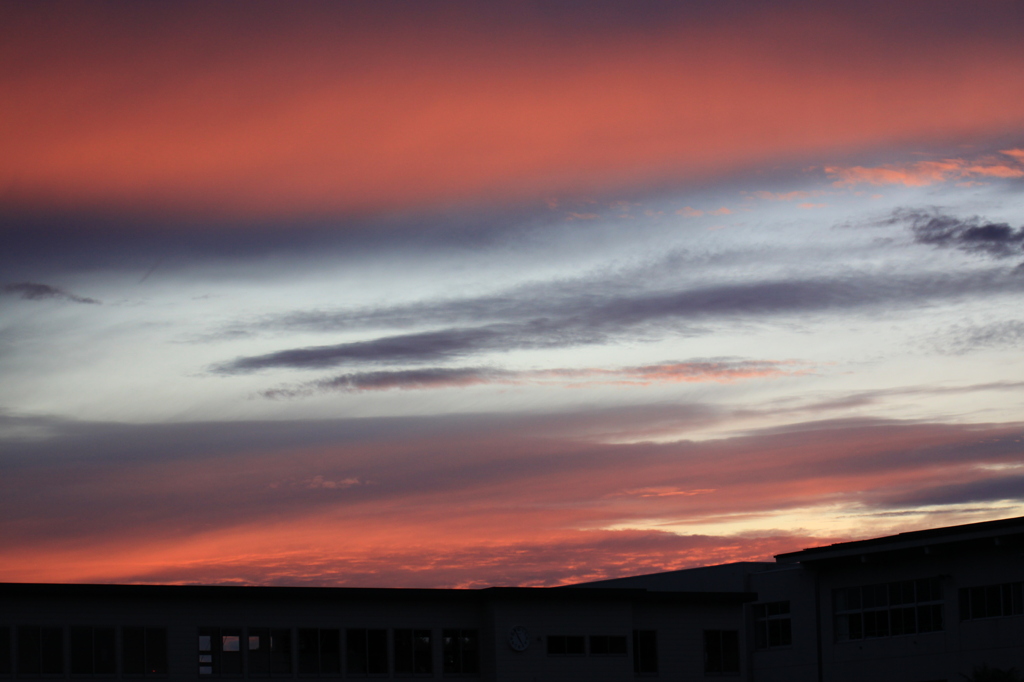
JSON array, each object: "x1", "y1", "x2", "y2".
[
  {"x1": 0, "y1": 582, "x2": 754, "y2": 605},
  {"x1": 775, "y1": 514, "x2": 1024, "y2": 564}
]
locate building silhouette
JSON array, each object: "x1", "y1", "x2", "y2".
[{"x1": 2, "y1": 515, "x2": 1022, "y2": 681}]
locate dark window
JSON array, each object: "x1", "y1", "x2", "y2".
[
  {"x1": 960, "y1": 582, "x2": 1024, "y2": 620},
  {"x1": 199, "y1": 628, "x2": 242, "y2": 676},
  {"x1": 17, "y1": 626, "x2": 64, "y2": 675},
  {"x1": 704, "y1": 630, "x2": 740, "y2": 675},
  {"x1": 546, "y1": 635, "x2": 585, "y2": 655},
  {"x1": 346, "y1": 629, "x2": 387, "y2": 675},
  {"x1": 393, "y1": 629, "x2": 432, "y2": 675},
  {"x1": 123, "y1": 627, "x2": 168, "y2": 676},
  {"x1": 588, "y1": 635, "x2": 627, "y2": 655},
  {"x1": 753, "y1": 601, "x2": 792, "y2": 649},
  {"x1": 0, "y1": 627, "x2": 11, "y2": 675},
  {"x1": 835, "y1": 577, "x2": 944, "y2": 641},
  {"x1": 441, "y1": 629, "x2": 479, "y2": 675},
  {"x1": 247, "y1": 629, "x2": 292, "y2": 677},
  {"x1": 632, "y1": 630, "x2": 657, "y2": 674},
  {"x1": 70, "y1": 627, "x2": 116, "y2": 675},
  {"x1": 298, "y1": 629, "x2": 340, "y2": 676}
]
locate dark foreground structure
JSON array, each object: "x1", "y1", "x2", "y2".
[{"x1": 2, "y1": 515, "x2": 1022, "y2": 681}]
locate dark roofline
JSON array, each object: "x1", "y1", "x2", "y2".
[
  {"x1": 775, "y1": 514, "x2": 1024, "y2": 564},
  {"x1": 0, "y1": 582, "x2": 754, "y2": 605}
]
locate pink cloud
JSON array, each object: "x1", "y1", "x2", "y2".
[{"x1": 827, "y1": 151, "x2": 1024, "y2": 187}]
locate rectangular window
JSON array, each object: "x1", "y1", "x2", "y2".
[
  {"x1": 546, "y1": 635, "x2": 585, "y2": 655},
  {"x1": 393, "y1": 629, "x2": 432, "y2": 675},
  {"x1": 441, "y1": 629, "x2": 479, "y2": 675},
  {"x1": 247, "y1": 628, "x2": 292, "y2": 676},
  {"x1": 16, "y1": 626, "x2": 64, "y2": 675},
  {"x1": 753, "y1": 601, "x2": 792, "y2": 649},
  {"x1": 959, "y1": 582, "x2": 1024, "y2": 620},
  {"x1": 588, "y1": 635, "x2": 627, "y2": 655},
  {"x1": 632, "y1": 630, "x2": 657, "y2": 674},
  {"x1": 298, "y1": 628, "x2": 340, "y2": 676},
  {"x1": 198, "y1": 628, "x2": 243, "y2": 676},
  {"x1": 704, "y1": 630, "x2": 740, "y2": 675},
  {"x1": 346, "y1": 629, "x2": 387, "y2": 675},
  {"x1": 70, "y1": 627, "x2": 116, "y2": 675},
  {"x1": 123, "y1": 627, "x2": 168, "y2": 676},
  {"x1": 834, "y1": 577, "x2": 944, "y2": 641},
  {"x1": 0, "y1": 627, "x2": 11, "y2": 675}
]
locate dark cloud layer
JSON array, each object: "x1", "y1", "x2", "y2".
[
  {"x1": 217, "y1": 268, "x2": 1024, "y2": 372},
  {"x1": 2, "y1": 282, "x2": 99, "y2": 304}
]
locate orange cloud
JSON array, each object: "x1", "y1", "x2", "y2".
[
  {"x1": 2, "y1": 413, "x2": 1020, "y2": 587},
  {"x1": 827, "y1": 151, "x2": 1024, "y2": 187},
  {"x1": 3, "y1": 4, "x2": 1024, "y2": 220}
]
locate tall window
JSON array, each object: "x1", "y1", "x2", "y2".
[
  {"x1": 441, "y1": 629, "x2": 479, "y2": 675},
  {"x1": 198, "y1": 627, "x2": 242, "y2": 676},
  {"x1": 834, "y1": 577, "x2": 943, "y2": 641},
  {"x1": 247, "y1": 628, "x2": 292, "y2": 676},
  {"x1": 16, "y1": 626, "x2": 64, "y2": 675},
  {"x1": 959, "y1": 581, "x2": 1024, "y2": 620},
  {"x1": 298, "y1": 629, "x2": 340, "y2": 676},
  {"x1": 346, "y1": 629, "x2": 388, "y2": 675},
  {"x1": 393, "y1": 629, "x2": 432, "y2": 675},
  {"x1": 123, "y1": 627, "x2": 168, "y2": 676},
  {"x1": 753, "y1": 601, "x2": 792, "y2": 649},
  {"x1": 704, "y1": 630, "x2": 740, "y2": 675},
  {"x1": 70, "y1": 627, "x2": 116, "y2": 675},
  {"x1": 632, "y1": 630, "x2": 657, "y2": 674}
]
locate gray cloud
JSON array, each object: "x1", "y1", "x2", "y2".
[
  {"x1": 933, "y1": 320, "x2": 1024, "y2": 355},
  {"x1": 259, "y1": 359, "x2": 797, "y2": 399},
  {"x1": 261, "y1": 366, "x2": 509, "y2": 398},
  {"x1": 217, "y1": 268, "x2": 1024, "y2": 373},
  {"x1": 899, "y1": 210, "x2": 1024, "y2": 259},
  {"x1": 3, "y1": 282, "x2": 100, "y2": 304},
  {"x1": 878, "y1": 473, "x2": 1024, "y2": 508}
]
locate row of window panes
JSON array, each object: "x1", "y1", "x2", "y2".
[
  {"x1": 0, "y1": 626, "x2": 166, "y2": 677},
  {"x1": 545, "y1": 635, "x2": 627, "y2": 656},
  {"x1": 752, "y1": 602, "x2": 791, "y2": 650},
  {"x1": 834, "y1": 578, "x2": 944, "y2": 641},
  {"x1": 198, "y1": 628, "x2": 478, "y2": 676},
  {"x1": 959, "y1": 582, "x2": 1024, "y2": 620},
  {"x1": 834, "y1": 578, "x2": 942, "y2": 612}
]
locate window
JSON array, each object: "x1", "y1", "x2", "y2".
[
  {"x1": 0, "y1": 627, "x2": 11, "y2": 675},
  {"x1": 70, "y1": 627, "x2": 116, "y2": 675},
  {"x1": 297, "y1": 629, "x2": 340, "y2": 676},
  {"x1": 588, "y1": 635, "x2": 627, "y2": 656},
  {"x1": 834, "y1": 577, "x2": 943, "y2": 641},
  {"x1": 198, "y1": 628, "x2": 242, "y2": 676},
  {"x1": 753, "y1": 601, "x2": 792, "y2": 649},
  {"x1": 632, "y1": 630, "x2": 657, "y2": 674},
  {"x1": 346, "y1": 629, "x2": 387, "y2": 675},
  {"x1": 393, "y1": 629, "x2": 432, "y2": 675},
  {"x1": 546, "y1": 635, "x2": 585, "y2": 655},
  {"x1": 960, "y1": 581, "x2": 1023, "y2": 620},
  {"x1": 704, "y1": 630, "x2": 740, "y2": 675},
  {"x1": 247, "y1": 629, "x2": 292, "y2": 676},
  {"x1": 16, "y1": 626, "x2": 64, "y2": 675},
  {"x1": 123, "y1": 627, "x2": 168, "y2": 676},
  {"x1": 441, "y1": 629, "x2": 479, "y2": 675}
]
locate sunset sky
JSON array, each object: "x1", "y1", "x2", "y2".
[{"x1": 2, "y1": 0, "x2": 1024, "y2": 588}]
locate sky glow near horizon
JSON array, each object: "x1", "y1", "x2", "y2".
[{"x1": 2, "y1": 0, "x2": 1024, "y2": 588}]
